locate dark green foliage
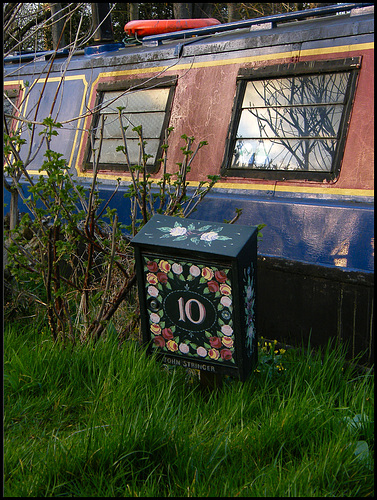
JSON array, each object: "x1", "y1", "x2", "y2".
[
  {"x1": 4, "y1": 118, "x2": 134, "y2": 344},
  {"x1": 4, "y1": 115, "x2": 227, "y2": 345}
]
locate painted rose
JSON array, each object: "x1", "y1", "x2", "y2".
[
  {"x1": 209, "y1": 348, "x2": 220, "y2": 360},
  {"x1": 150, "y1": 313, "x2": 160, "y2": 324},
  {"x1": 196, "y1": 346, "x2": 208, "y2": 357},
  {"x1": 215, "y1": 270, "x2": 228, "y2": 283},
  {"x1": 220, "y1": 283, "x2": 232, "y2": 296},
  {"x1": 161, "y1": 327, "x2": 174, "y2": 340},
  {"x1": 189, "y1": 265, "x2": 201, "y2": 277},
  {"x1": 207, "y1": 280, "x2": 219, "y2": 293},
  {"x1": 170, "y1": 226, "x2": 187, "y2": 237},
  {"x1": 147, "y1": 285, "x2": 159, "y2": 298},
  {"x1": 153, "y1": 336, "x2": 165, "y2": 347},
  {"x1": 200, "y1": 231, "x2": 218, "y2": 242},
  {"x1": 167, "y1": 340, "x2": 178, "y2": 352},
  {"x1": 172, "y1": 263, "x2": 183, "y2": 274},
  {"x1": 202, "y1": 267, "x2": 214, "y2": 280},
  {"x1": 146, "y1": 273, "x2": 158, "y2": 285},
  {"x1": 150, "y1": 323, "x2": 161, "y2": 335},
  {"x1": 209, "y1": 336, "x2": 222, "y2": 349},
  {"x1": 222, "y1": 336, "x2": 234, "y2": 348},
  {"x1": 159, "y1": 260, "x2": 171, "y2": 273},
  {"x1": 220, "y1": 296, "x2": 232, "y2": 307},
  {"x1": 157, "y1": 272, "x2": 168, "y2": 284},
  {"x1": 146, "y1": 261, "x2": 158, "y2": 272},
  {"x1": 179, "y1": 343, "x2": 190, "y2": 354},
  {"x1": 220, "y1": 348, "x2": 233, "y2": 360},
  {"x1": 221, "y1": 324, "x2": 233, "y2": 336}
]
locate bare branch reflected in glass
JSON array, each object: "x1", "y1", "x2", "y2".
[{"x1": 232, "y1": 72, "x2": 351, "y2": 172}]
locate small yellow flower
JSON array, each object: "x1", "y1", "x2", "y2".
[
  {"x1": 274, "y1": 350, "x2": 279, "y2": 354},
  {"x1": 279, "y1": 349, "x2": 286, "y2": 354}
]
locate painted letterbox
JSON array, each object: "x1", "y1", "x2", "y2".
[{"x1": 131, "y1": 215, "x2": 258, "y2": 381}]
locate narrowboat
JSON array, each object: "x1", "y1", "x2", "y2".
[{"x1": 4, "y1": 3, "x2": 374, "y2": 362}]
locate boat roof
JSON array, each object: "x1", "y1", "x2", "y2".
[{"x1": 4, "y1": 3, "x2": 374, "y2": 76}]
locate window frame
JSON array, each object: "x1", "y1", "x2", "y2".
[
  {"x1": 221, "y1": 57, "x2": 361, "y2": 181},
  {"x1": 84, "y1": 76, "x2": 177, "y2": 174}
]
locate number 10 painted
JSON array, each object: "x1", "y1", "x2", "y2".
[{"x1": 177, "y1": 297, "x2": 206, "y2": 325}]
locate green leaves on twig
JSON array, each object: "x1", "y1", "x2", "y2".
[{"x1": 116, "y1": 117, "x2": 220, "y2": 235}]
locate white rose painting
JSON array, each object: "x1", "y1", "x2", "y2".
[{"x1": 157, "y1": 221, "x2": 232, "y2": 246}]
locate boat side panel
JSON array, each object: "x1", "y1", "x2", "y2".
[
  {"x1": 5, "y1": 29, "x2": 373, "y2": 192},
  {"x1": 5, "y1": 76, "x2": 88, "y2": 174},
  {"x1": 67, "y1": 43, "x2": 374, "y2": 194},
  {"x1": 187, "y1": 191, "x2": 374, "y2": 272}
]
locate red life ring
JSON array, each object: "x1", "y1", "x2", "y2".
[{"x1": 124, "y1": 18, "x2": 221, "y2": 38}]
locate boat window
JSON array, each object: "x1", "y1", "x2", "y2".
[
  {"x1": 85, "y1": 76, "x2": 176, "y2": 173},
  {"x1": 222, "y1": 58, "x2": 360, "y2": 181},
  {"x1": 3, "y1": 87, "x2": 20, "y2": 130}
]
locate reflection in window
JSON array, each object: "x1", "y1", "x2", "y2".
[
  {"x1": 89, "y1": 87, "x2": 171, "y2": 170},
  {"x1": 232, "y1": 72, "x2": 351, "y2": 172},
  {"x1": 4, "y1": 88, "x2": 19, "y2": 130}
]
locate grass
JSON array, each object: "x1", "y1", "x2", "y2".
[{"x1": 4, "y1": 318, "x2": 374, "y2": 497}]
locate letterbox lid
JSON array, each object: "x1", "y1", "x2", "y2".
[{"x1": 131, "y1": 215, "x2": 257, "y2": 258}]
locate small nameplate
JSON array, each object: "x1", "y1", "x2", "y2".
[{"x1": 162, "y1": 355, "x2": 217, "y2": 372}]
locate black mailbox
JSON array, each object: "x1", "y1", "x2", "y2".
[{"x1": 131, "y1": 215, "x2": 258, "y2": 381}]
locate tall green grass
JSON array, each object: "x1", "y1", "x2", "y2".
[{"x1": 4, "y1": 319, "x2": 374, "y2": 497}]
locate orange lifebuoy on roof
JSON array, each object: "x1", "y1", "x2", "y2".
[{"x1": 124, "y1": 18, "x2": 221, "y2": 38}]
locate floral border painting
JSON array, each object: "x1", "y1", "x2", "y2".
[
  {"x1": 244, "y1": 263, "x2": 256, "y2": 357},
  {"x1": 143, "y1": 256, "x2": 236, "y2": 364}
]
